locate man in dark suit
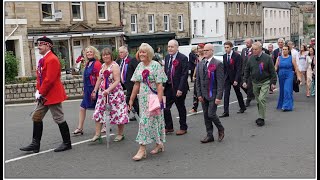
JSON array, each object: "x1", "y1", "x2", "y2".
[
  {"x1": 116, "y1": 46, "x2": 139, "y2": 121},
  {"x1": 270, "y1": 38, "x2": 284, "y2": 94},
  {"x1": 188, "y1": 47, "x2": 198, "y2": 82},
  {"x1": 240, "y1": 38, "x2": 255, "y2": 107},
  {"x1": 196, "y1": 43, "x2": 225, "y2": 143},
  {"x1": 220, "y1": 41, "x2": 246, "y2": 118},
  {"x1": 164, "y1": 39, "x2": 189, "y2": 135}
]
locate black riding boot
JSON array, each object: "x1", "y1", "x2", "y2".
[
  {"x1": 20, "y1": 121, "x2": 43, "y2": 153},
  {"x1": 54, "y1": 121, "x2": 72, "y2": 152}
]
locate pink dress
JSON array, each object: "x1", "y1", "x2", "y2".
[{"x1": 92, "y1": 62, "x2": 129, "y2": 124}]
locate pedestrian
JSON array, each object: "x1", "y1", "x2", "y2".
[
  {"x1": 91, "y1": 47, "x2": 129, "y2": 143},
  {"x1": 163, "y1": 39, "x2": 189, "y2": 135},
  {"x1": 287, "y1": 41, "x2": 300, "y2": 66},
  {"x1": 20, "y1": 36, "x2": 71, "y2": 153},
  {"x1": 242, "y1": 42, "x2": 277, "y2": 126},
  {"x1": 297, "y1": 44, "x2": 309, "y2": 87},
  {"x1": 240, "y1": 38, "x2": 255, "y2": 107},
  {"x1": 129, "y1": 43, "x2": 167, "y2": 161},
  {"x1": 116, "y1": 46, "x2": 140, "y2": 123},
  {"x1": 73, "y1": 46, "x2": 102, "y2": 135},
  {"x1": 270, "y1": 38, "x2": 285, "y2": 94},
  {"x1": 195, "y1": 43, "x2": 225, "y2": 143},
  {"x1": 189, "y1": 46, "x2": 198, "y2": 82},
  {"x1": 274, "y1": 45, "x2": 301, "y2": 111},
  {"x1": 154, "y1": 46, "x2": 164, "y2": 66},
  {"x1": 219, "y1": 41, "x2": 246, "y2": 118},
  {"x1": 189, "y1": 43, "x2": 205, "y2": 113},
  {"x1": 268, "y1": 44, "x2": 274, "y2": 58},
  {"x1": 306, "y1": 47, "x2": 316, "y2": 97}
]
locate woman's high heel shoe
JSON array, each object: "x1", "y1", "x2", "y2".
[
  {"x1": 91, "y1": 135, "x2": 102, "y2": 143},
  {"x1": 132, "y1": 149, "x2": 147, "y2": 161},
  {"x1": 150, "y1": 144, "x2": 165, "y2": 155},
  {"x1": 73, "y1": 128, "x2": 83, "y2": 135}
]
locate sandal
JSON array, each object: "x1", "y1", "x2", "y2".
[
  {"x1": 113, "y1": 135, "x2": 125, "y2": 142},
  {"x1": 73, "y1": 128, "x2": 83, "y2": 135}
]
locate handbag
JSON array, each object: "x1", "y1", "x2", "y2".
[
  {"x1": 293, "y1": 72, "x2": 299, "y2": 93},
  {"x1": 148, "y1": 93, "x2": 161, "y2": 116}
]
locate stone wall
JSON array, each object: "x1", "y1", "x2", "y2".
[{"x1": 5, "y1": 79, "x2": 84, "y2": 104}]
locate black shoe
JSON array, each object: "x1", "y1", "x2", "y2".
[
  {"x1": 237, "y1": 108, "x2": 246, "y2": 113},
  {"x1": 219, "y1": 112, "x2": 229, "y2": 118},
  {"x1": 201, "y1": 136, "x2": 214, "y2": 143},
  {"x1": 245, "y1": 100, "x2": 251, "y2": 107},
  {"x1": 54, "y1": 121, "x2": 72, "y2": 152},
  {"x1": 255, "y1": 118, "x2": 265, "y2": 127},
  {"x1": 130, "y1": 117, "x2": 137, "y2": 121},
  {"x1": 20, "y1": 121, "x2": 43, "y2": 153}
]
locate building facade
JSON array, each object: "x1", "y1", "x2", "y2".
[
  {"x1": 225, "y1": 2, "x2": 263, "y2": 45},
  {"x1": 289, "y1": 2, "x2": 300, "y2": 47},
  {"x1": 298, "y1": 2, "x2": 315, "y2": 43},
  {"x1": 190, "y1": 2, "x2": 226, "y2": 45},
  {"x1": 5, "y1": 2, "x2": 124, "y2": 76},
  {"x1": 262, "y1": 2, "x2": 291, "y2": 43},
  {"x1": 120, "y1": 2, "x2": 190, "y2": 55}
]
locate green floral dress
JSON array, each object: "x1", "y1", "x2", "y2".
[{"x1": 131, "y1": 60, "x2": 168, "y2": 145}]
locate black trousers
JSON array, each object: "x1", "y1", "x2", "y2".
[
  {"x1": 192, "y1": 81, "x2": 199, "y2": 110},
  {"x1": 224, "y1": 78, "x2": 246, "y2": 113},
  {"x1": 201, "y1": 98, "x2": 224, "y2": 136},
  {"x1": 190, "y1": 69, "x2": 195, "y2": 82},
  {"x1": 164, "y1": 85, "x2": 187, "y2": 130}
]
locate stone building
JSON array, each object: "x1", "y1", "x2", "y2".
[
  {"x1": 5, "y1": 2, "x2": 124, "y2": 76},
  {"x1": 289, "y1": 2, "x2": 301, "y2": 47},
  {"x1": 120, "y1": 2, "x2": 190, "y2": 55},
  {"x1": 225, "y1": 2, "x2": 263, "y2": 45}
]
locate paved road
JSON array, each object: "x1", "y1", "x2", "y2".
[{"x1": 4, "y1": 83, "x2": 315, "y2": 178}]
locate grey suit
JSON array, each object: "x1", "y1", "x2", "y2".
[{"x1": 196, "y1": 57, "x2": 224, "y2": 136}]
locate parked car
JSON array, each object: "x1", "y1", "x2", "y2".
[{"x1": 179, "y1": 44, "x2": 224, "y2": 63}]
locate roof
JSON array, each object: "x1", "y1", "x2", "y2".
[{"x1": 261, "y1": 2, "x2": 291, "y2": 9}]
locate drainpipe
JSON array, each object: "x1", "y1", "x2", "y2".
[{"x1": 5, "y1": 2, "x2": 19, "y2": 41}]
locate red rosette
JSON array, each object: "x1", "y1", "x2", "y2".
[
  {"x1": 103, "y1": 70, "x2": 111, "y2": 79},
  {"x1": 230, "y1": 58, "x2": 234, "y2": 65},
  {"x1": 173, "y1": 59, "x2": 179, "y2": 67},
  {"x1": 142, "y1": 69, "x2": 150, "y2": 79},
  {"x1": 125, "y1": 57, "x2": 130, "y2": 64},
  {"x1": 208, "y1": 64, "x2": 216, "y2": 72}
]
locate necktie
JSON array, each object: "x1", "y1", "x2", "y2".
[
  {"x1": 246, "y1": 49, "x2": 249, "y2": 57},
  {"x1": 227, "y1": 54, "x2": 230, "y2": 64},
  {"x1": 204, "y1": 60, "x2": 209, "y2": 75},
  {"x1": 167, "y1": 55, "x2": 173, "y2": 75},
  {"x1": 120, "y1": 59, "x2": 125, "y2": 83}
]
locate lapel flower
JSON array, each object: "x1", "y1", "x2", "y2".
[
  {"x1": 173, "y1": 59, "x2": 179, "y2": 67},
  {"x1": 208, "y1": 64, "x2": 216, "y2": 72},
  {"x1": 38, "y1": 58, "x2": 44, "y2": 68},
  {"x1": 229, "y1": 58, "x2": 234, "y2": 65},
  {"x1": 103, "y1": 70, "x2": 111, "y2": 79},
  {"x1": 142, "y1": 69, "x2": 150, "y2": 79},
  {"x1": 125, "y1": 57, "x2": 130, "y2": 64}
]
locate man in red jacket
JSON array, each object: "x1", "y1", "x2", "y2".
[{"x1": 20, "y1": 36, "x2": 71, "y2": 153}]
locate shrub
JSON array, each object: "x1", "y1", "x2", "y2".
[
  {"x1": 55, "y1": 51, "x2": 66, "y2": 70},
  {"x1": 5, "y1": 51, "x2": 19, "y2": 83}
]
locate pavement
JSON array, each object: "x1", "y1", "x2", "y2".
[{"x1": 4, "y1": 80, "x2": 316, "y2": 178}]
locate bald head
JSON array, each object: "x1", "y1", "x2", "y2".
[
  {"x1": 245, "y1": 38, "x2": 253, "y2": 48},
  {"x1": 203, "y1": 44, "x2": 214, "y2": 58},
  {"x1": 167, "y1": 39, "x2": 179, "y2": 55}
]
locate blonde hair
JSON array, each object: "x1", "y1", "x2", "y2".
[
  {"x1": 138, "y1": 43, "x2": 154, "y2": 61},
  {"x1": 84, "y1": 46, "x2": 101, "y2": 61}
]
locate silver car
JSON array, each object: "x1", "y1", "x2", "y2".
[{"x1": 213, "y1": 44, "x2": 225, "y2": 63}]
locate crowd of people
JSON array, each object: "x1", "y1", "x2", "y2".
[{"x1": 20, "y1": 35, "x2": 316, "y2": 162}]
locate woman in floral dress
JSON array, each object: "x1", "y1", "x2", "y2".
[
  {"x1": 129, "y1": 43, "x2": 168, "y2": 161},
  {"x1": 91, "y1": 48, "x2": 129, "y2": 143}
]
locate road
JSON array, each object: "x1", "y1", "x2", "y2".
[{"x1": 4, "y1": 83, "x2": 315, "y2": 178}]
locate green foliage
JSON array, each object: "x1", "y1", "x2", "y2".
[
  {"x1": 56, "y1": 51, "x2": 66, "y2": 70},
  {"x1": 112, "y1": 50, "x2": 119, "y2": 61},
  {"x1": 5, "y1": 51, "x2": 19, "y2": 83}
]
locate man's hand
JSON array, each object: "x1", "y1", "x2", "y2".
[
  {"x1": 233, "y1": 81, "x2": 238, "y2": 86},
  {"x1": 198, "y1": 96, "x2": 204, "y2": 103},
  {"x1": 271, "y1": 84, "x2": 276, "y2": 91},
  {"x1": 242, "y1": 82, "x2": 247, "y2": 89},
  {"x1": 215, "y1": 99, "x2": 222, "y2": 105},
  {"x1": 176, "y1": 90, "x2": 183, "y2": 97},
  {"x1": 35, "y1": 90, "x2": 41, "y2": 100}
]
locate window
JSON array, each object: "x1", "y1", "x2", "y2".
[
  {"x1": 164, "y1": 14, "x2": 170, "y2": 32},
  {"x1": 194, "y1": 20, "x2": 197, "y2": 35},
  {"x1": 228, "y1": 3, "x2": 232, "y2": 15},
  {"x1": 279, "y1": 28, "x2": 281, "y2": 35},
  {"x1": 287, "y1": 11, "x2": 289, "y2": 18},
  {"x1": 283, "y1": 27, "x2": 285, "y2": 35},
  {"x1": 270, "y1": 28, "x2": 272, "y2": 36},
  {"x1": 274, "y1": 11, "x2": 276, "y2": 19},
  {"x1": 265, "y1": 10, "x2": 268, "y2": 18},
  {"x1": 72, "y1": 2, "x2": 83, "y2": 21},
  {"x1": 244, "y1": 23, "x2": 248, "y2": 36},
  {"x1": 265, "y1": 28, "x2": 268, "y2": 36},
  {"x1": 274, "y1": 28, "x2": 276, "y2": 36},
  {"x1": 178, "y1": 14, "x2": 183, "y2": 31},
  {"x1": 256, "y1": 4, "x2": 260, "y2": 16},
  {"x1": 202, "y1": 20, "x2": 205, "y2": 35},
  {"x1": 216, "y1": 2, "x2": 218, "y2": 7},
  {"x1": 41, "y1": 2, "x2": 55, "y2": 21},
  {"x1": 131, "y1": 14, "x2": 137, "y2": 33},
  {"x1": 279, "y1": 10, "x2": 281, "y2": 18},
  {"x1": 270, "y1": 10, "x2": 273, "y2": 18},
  {"x1": 97, "y1": 2, "x2": 108, "y2": 20},
  {"x1": 287, "y1": 27, "x2": 289, "y2": 34},
  {"x1": 256, "y1": 23, "x2": 260, "y2": 36},
  {"x1": 148, "y1": 14, "x2": 154, "y2": 33},
  {"x1": 250, "y1": 3, "x2": 254, "y2": 15},
  {"x1": 216, "y1": 19, "x2": 219, "y2": 34},
  {"x1": 283, "y1": 11, "x2": 285, "y2": 18},
  {"x1": 244, "y1": 3, "x2": 248, "y2": 15},
  {"x1": 236, "y1": 3, "x2": 240, "y2": 15},
  {"x1": 251, "y1": 23, "x2": 254, "y2": 36},
  {"x1": 229, "y1": 23, "x2": 233, "y2": 37},
  {"x1": 237, "y1": 23, "x2": 241, "y2": 37}
]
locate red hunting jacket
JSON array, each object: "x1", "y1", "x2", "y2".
[{"x1": 36, "y1": 51, "x2": 67, "y2": 105}]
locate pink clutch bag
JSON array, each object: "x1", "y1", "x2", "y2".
[{"x1": 148, "y1": 94, "x2": 161, "y2": 116}]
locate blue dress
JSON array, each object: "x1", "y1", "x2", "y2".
[
  {"x1": 277, "y1": 55, "x2": 294, "y2": 111},
  {"x1": 80, "y1": 61, "x2": 98, "y2": 109}
]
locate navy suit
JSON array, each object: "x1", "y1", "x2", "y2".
[
  {"x1": 272, "y1": 48, "x2": 281, "y2": 65},
  {"x1": 164, "y1": 52, "x2": 189, "y2": 130},
  {"x1": 223, "y1": 51, "x2": 246, "y2": 113}
]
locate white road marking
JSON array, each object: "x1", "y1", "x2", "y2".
[
  {"x1": 5, "y1": 99, "x2": 82, "y2": 107},
  {"x1": 5, "y1": 133, "x2": 115, "y2": 164}
]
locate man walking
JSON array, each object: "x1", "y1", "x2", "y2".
[
  {"x1": 164, "y1": 39, "x2": 189, "y2": 135},
  {"x1": 20, "y1": 36, "x2": 71, "y2": 153},
  {"x1": 196, "y1": 44, "x2": 225, "y2": 143},
  {"x1": 242, "y1": 42, "x2": 277, "y2": 126},
  {"x1": 220, "y1": 41, "x2": 246, "y2": 118}
]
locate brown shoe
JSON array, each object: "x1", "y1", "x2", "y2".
[
  {"x1": 218, "y1": 130, "x2": 225, "y2": 142},
  {"x1": 176, "y1": 130, "x2": 187, "y2": 135},
  {"x1": 165, "y1": 129, "x2": 174, "y2": 134}
]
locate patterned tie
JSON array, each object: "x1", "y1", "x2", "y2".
[{"x1": 120, "y1": 59, "x2": 125, "y2": 83}]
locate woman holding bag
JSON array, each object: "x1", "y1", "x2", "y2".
[{"x1": 129, "y1": 43, "x2": 168, "y2": 161}]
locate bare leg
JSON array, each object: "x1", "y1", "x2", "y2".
[
  {"x1": 132, "y1": 145, "x2": 147, "y2": 160},
  {"x1": 73, "y1": 107, "x2": 86, "y2": 134}
]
